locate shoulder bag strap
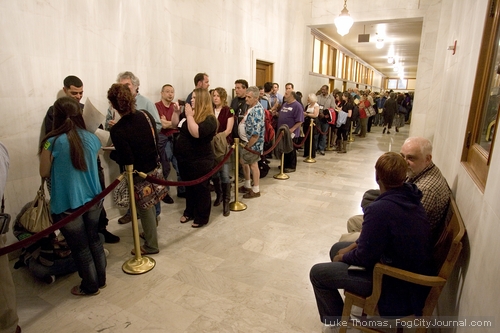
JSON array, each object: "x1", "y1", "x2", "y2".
[{"x1": 140, "y1": 110, "x2": 161, "y2": 163}]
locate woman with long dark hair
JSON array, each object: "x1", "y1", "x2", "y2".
[
  {"x1": 172, "y1": 88, "x2": 217, "y2": 228},
  {"x1": 39, "y1": 96, "x2": 105, "y2": 296},
  {"x1": 107, "y1": 83, "x2": 160, "y2": 255},
  {"x1": 335, "y1": 92, "x2": 353, "y2": 153}
]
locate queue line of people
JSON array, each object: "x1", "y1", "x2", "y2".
[{"x1": 33, "y1": 72, "x2": 413, "y2": 298}]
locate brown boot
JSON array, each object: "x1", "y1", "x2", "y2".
[{"x1": 337, "y1": 141, "x2": 347, "y2": 154}]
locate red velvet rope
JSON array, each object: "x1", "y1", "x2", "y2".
[
  {"x1": 315, "y1": 123, "x2": 329, "y2": 135},
  {"x1": 292, "y1": 126, "x2": 311, "y2": 148},
  {"x1": 240, "y1": 128, "x2": 285, "y2": 156},
  {"x1": 143, "y1": 147, "x2": 234, "y2": 186},
  {"x1": 0, "y1": 177, "x2": 122, "y2": 257}
]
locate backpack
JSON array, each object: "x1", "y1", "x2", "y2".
[
  {"x1": 264, "y1": 109, "x2": 275, "y2": 143},
  {"x1": 211, "y1": 132, "x2": 228, "y2": 163}
]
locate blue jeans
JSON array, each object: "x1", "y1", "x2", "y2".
[
  {"x1": 310, "y1": 242, "x2": 373, "y2": 324},
  {"x1": 215, "y1": 162, "x2": 231, "y2": 184},
  {"x1": 159, "y1": 135, "x2": 185, "y2": 194},
  {"x1": 318, "y1": 122, "x2": 330, "y2": 152},
  {"x1": 54, "y1": 201, "x2": 106, "y2": 294}
]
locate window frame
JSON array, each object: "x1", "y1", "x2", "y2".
[{"x1": 462, "y1": 0, "x2": 500, "y2": 191}]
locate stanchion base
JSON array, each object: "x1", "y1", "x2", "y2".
[
  {"x1": 122, "y1": 256, "x2": 156, "y2": 275},
  {"x1": 325, "y1": 147, "x2": 335, "y2": 151},
  {"x1": 230, "y1": 201, "x2": 247, "y2": 211},
  {"x1": 303, "y1": 157, "x2": 316, "y2": 163},
  {"x1": 273, "y1": 173, "x2": 290, "y2": 180},
  {"x1": 348, "y1": 137, "x2": 355, "y2": 142}
]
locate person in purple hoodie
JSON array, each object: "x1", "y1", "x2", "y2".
[{"x1": 310, "y1": 152, "x2": 433, "y2": 329}]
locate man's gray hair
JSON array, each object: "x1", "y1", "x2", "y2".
[
  {"x1": 247, "y1": 86, "x2": 259, "y2": 99},
  {"x1": 117, "y1": 71, "x2": 140, "y2": 87},
  {"x1": 404, "y1": 137, "x2": 433, "y2": 156}
]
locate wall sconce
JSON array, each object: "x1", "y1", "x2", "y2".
[{"x1": 334, "y1": 0, "x2": 354, "y2": 36}]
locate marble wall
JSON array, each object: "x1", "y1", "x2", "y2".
[{"x1": 0, "y1": 0, "x2": 311, "y2": 222}]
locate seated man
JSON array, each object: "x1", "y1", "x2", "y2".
[
  {"x1": 341, "y1": 137, "x2": 450, "y2": 244},
  {"x1": 310, "y1": 152, "x2": 433, "y2": 332}
]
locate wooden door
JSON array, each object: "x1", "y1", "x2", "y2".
[{"x1": 256, "y1": 60, "x2": 273, "y2": 87}]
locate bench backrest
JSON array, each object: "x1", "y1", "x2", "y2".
[{"x1": 423, "y1": 197, "x2": 465, "y2": 316}]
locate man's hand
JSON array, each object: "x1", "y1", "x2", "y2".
[{"x1": 108, "y1": 119, "x2": 116, "y2": 128}]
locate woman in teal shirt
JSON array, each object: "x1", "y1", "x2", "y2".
[{"x1": 39, "y1": 97, "x2": 105, "y2": 296}]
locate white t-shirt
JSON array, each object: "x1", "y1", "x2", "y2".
[{"x1": 238, "y1": 113, "x2": 249, "y2": 142}]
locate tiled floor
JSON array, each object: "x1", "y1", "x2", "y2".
[{"x1": 12, "y1": 125, "x2": 409, "y2": 333}]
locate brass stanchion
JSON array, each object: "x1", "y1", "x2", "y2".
[
  {"x1": 304, "y1": 118, "x2": 316, "y2": 163},
  {"x1": 230, "y1": 138, "x2": 247, "y2": 212},
  {"x1": 326, "y1": 127, "x2": 334, "y2": 151},
  {"x1": 274, "y1": 153, "x2": 289, "y2": 180},
  {"x1": 122, "y1": 165, "x2": 156, "y2": 275},
  {"x1": 348, "y1": 121, "x2": 355, "y2": 142}
]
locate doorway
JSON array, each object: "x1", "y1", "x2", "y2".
[{"x1": 256, "y1": 60, "x2": 273, "y2": 87}]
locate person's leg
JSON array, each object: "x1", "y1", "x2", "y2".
[
  {"x1": 157, "y1": 134, "x2": 171, "y2": 181},
  {"x1": 318, "y1": 122, "x2": 329, "y2": 153},
  {"x1": 212, "y1": 174, "x2": 222, "y2": 206},
  {"x1": 58, "y1": 211, "x2": 100, "y2": 294},
  {"x1": 82, "y1": 202, "x2": 106, "y2": 288},
  {"x1": 193, "y1": 178, "x2": 212, "y2": 226},
  {"x1": 137, "y1": 205, "x2": 158, "y2": 252},
  {"x1": 0, "y1": 235, "x2": 19, "y2": 333},
  {"x1": 250, "y1": 161, "x2": 260, "y2": 188},
  {"x1": 310, "y1": 260, "x2": 373, "y2": 324},
  {"x1": 240, "y1": 159, "x2": 251, "y2": 189}
]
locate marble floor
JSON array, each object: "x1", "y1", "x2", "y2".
[{"x1": 11, "y1": 125, "x2": 409, "y2": 333}]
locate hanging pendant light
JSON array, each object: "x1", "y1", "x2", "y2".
[{"x1": 334, "y1": 0, "x2": 354, "y2": 36}]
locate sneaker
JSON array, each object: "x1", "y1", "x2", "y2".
[
  {"x1": 118, "y1": 214, "x2": 132, "y2": 224},
  {"x1": 162, "y1": 194, "x2": 174, "y2": 204},
  {"x1": 104, "y1": 248, "x2": 110, "y2": 257},
  {"x1": 284, "y1": 168, "x2": 296, "y2": 173},
  {"x1": 243, "y1": 189, "x2": 260, "y2": 198},
  {"x1": 100, "y1": 229, "x2": 120, "y2": 243},
  {"x1": 320, "y1": 151, "x2": 325, "y2": 155}
]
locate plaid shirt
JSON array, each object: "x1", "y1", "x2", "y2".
[{"x1": 407, "y1": 162, "x2": 450, "y2": 231}]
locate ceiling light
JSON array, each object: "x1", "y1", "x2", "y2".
[
  {"x1": 376, "y1": 33, "x2": 384, "y2": 49},
  {"x1": 387, "y1": 57, "x2": 394, "y2": 64},
  {"x1": 334, "y1": 0, "x2": 354, "y2": 36}
]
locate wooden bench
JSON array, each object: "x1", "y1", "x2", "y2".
[{"x1": 339, "y1": 197, "x2": 466, "y2": 333}]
